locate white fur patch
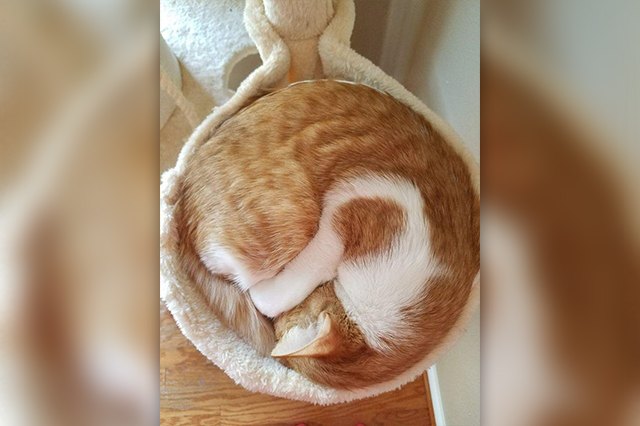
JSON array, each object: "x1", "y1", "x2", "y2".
[{"x1": 331, "y1": 175, "x2": 444, "y2": 352}]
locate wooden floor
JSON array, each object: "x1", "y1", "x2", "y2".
[{"x1": 160, "y1": 304, "x2": 436, "y2": 426}]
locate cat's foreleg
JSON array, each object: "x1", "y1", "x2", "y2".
[{"x1": 249, "y1": 221, "x2": 343, "y2": 318}]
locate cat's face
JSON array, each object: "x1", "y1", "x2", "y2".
[{"x1": 271, "y1": 282, "x2": 367, "y2": 359}]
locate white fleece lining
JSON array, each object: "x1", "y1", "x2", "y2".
[{"x1": 160, "y1": 0, "x2": 480, "y2": 404}]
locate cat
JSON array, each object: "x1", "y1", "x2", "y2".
[{"x1": 172, "y1": 80, "x2": 479, "y2": 388}]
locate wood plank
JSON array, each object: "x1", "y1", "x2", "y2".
[{"x1": 161, "y1": 303, "x2": 435, "y2": 425}]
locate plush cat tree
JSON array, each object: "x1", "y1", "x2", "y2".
[{"x1": 160, "y1": 0, "x2": 479, "y2": 404}]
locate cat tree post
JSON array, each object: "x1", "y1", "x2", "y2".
[{"x1": 261, "y1": 0, "x2": 336, "y2": 85}]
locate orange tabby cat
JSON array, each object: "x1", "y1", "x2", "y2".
[{"x1": 173, "y1": 80, "x2": 479, "y2": 388}]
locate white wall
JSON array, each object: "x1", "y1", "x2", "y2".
[
  {"x1": 430, "y1": 311, "x2": 480, "y2": 426},
  {"x1": 404, "y1": 0, "x2": 480, "y2": 160}
]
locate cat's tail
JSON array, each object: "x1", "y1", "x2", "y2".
[
  {"x1": 196, "y1": 264, "x2": 277, "y2": 356},
  {"x1": 170, "y1": 201, "x2": 276, "y2": 356}
]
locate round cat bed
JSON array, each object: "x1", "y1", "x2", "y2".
[{"x1": 160, "y1": 0, "x2": 479, "y2": 404}]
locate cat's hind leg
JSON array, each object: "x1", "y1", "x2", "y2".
[{"x1": 249, "y1": 209, "x2": 344, "y2": 318}]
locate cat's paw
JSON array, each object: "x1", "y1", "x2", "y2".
[
  {"x1": 249, "y1": 267, "x2": 331, "y2": 318},
  {"x1": 249, "y1": 278, "x2": 288, "y2": 318}
]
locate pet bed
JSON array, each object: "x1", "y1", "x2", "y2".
[{"x1": 160, "y1": 0, "x2": 479, "y2": 404}]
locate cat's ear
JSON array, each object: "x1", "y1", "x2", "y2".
[{"x1": 271, "y1": 312, "x2": 340, "y2": 358}]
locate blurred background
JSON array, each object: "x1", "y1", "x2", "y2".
[
  {"x1": 1, "y1": 0, "x2": 639, "y2": 425},
  {"x1": 483, "y1": 1, "x2": 640, "y2": 425},
  {"x1": 0, "y1": 0, "x2": 157, "y2": 425}
]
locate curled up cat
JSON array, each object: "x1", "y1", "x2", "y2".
[{"x1": 172, "y1": 80, "x2": 479, "y2": 389}]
